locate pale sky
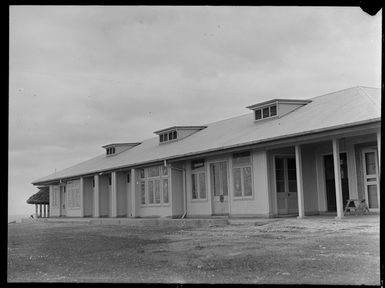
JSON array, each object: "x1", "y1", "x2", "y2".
[{"x1": 9, "y1": 6, "x2": 381, "y2": 215}]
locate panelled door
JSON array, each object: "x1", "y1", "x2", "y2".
[
  {"x1": 60, "y1": 186, "x2": 66, "y2": 216},
  {"x1": 210, "y1": 161, "x2": 229, "y2": 215},
  {"x1": 362, "y1": 148, "x2": 380, "y2": 211},
  {"x1": 275, "y1": 156, "x2": 298, "y2": 215}
]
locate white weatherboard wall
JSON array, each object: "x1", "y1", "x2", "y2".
[
  {"x1": 65, "y1": 179, "x2": 82, "y2": 217},
  {"x1": 230, "y1": 149, "x2": 270, "y2": 217},
  {"x1": 99, "y1": 175, "x2": 109, "y2": 217},
  {"x1": 49, "y1": 185, "x2": 60, "y2": 217},
  {"x1": 116, "y1": 172, "x2": 127, "y2": 217},
  {"x1": 83, "y1": 177, "x2": 93, "y2": 217},
  {"x1": 186, "y1": 160, "x2": 211, "y2": 216},
  {"x1": 171, "y1": 166, "x2": 184, "y2": 217},
  {"x1": 301, "y1": 144, "x2": 319, "y2": 215}
]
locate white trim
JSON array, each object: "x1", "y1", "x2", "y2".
[
  {"x1": 361, "y1": 147, "x2": 380, "y2": 211},
  {"x1": 207, "y1": 158, "x2": 231, "y2": 215}
]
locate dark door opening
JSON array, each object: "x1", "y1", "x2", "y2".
[{"x1": 324, "y1": 153, "x2": 349, "y2": 211}]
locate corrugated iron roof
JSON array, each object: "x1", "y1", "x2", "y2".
[{"x1": 32, "y1": 86, "x2": 381, "y2": 185}]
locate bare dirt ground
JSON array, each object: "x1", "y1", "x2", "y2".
[{"x1": 8, "y1": 215, "x2": 380, "y2": 284}]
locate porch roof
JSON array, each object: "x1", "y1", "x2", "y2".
[
  {"x1": 27, "y1": 187, "x2": 49, "y2": 204},
  {"x1": 32, "y1": 86, "x2": 380, "y2": 185}
]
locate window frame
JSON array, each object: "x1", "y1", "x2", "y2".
[
  {"x1": 191, "y1": 161, "x2": 207, "y2": 202},
  {"x1": 140, "y1": 165, "x2": 170, "y2": 207},
  {"x1": 253, "y1": 104, "x2": 278, "y2": 121},
  {"x1": 232, "y1": 151, "x2": 254, "y2": 200}
]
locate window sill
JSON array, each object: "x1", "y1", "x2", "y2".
[
  {"x1": 191, "y1": 198, "x2": 208, "y2": 202},
  {"x1": 232, "y1": 196, "x2": 254, "y2": 201}
]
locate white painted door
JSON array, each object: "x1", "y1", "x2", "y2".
[
  {"x1": 362, "y1": 148, "x2": 380, "y2": 211},
  {"x1": 275, "y1": 157, "x2": 298, "y2": 215},
  {"x1": 60, "y1": 186, "x2": 66, "y2": 216},
  {"x1": 210, "y1": 161, "x2": 229, "y2": 215}
]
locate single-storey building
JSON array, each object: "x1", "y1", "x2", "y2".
[{"x1": 31, "y1": 86, "x2": 381, "y2": 219}]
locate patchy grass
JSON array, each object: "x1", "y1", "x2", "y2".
[{"x1": 7, "y1": 215, "x2": 379, "y2": 284}]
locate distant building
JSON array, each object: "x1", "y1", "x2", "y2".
[{"x1": 32, "y1": 86, "x2": 381, "y2": 219}]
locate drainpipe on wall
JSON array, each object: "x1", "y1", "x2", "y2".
[{"x1": 182, "y1": 165, "x2": 187, "y2": 219}]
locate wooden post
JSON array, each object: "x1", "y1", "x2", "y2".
[
  {"x1": 332, "y1": 139, "x2": 344, "y2": 219},
  {"x1": 130, "y1": 169, "x2": 137, "y2": 217},
  {"x1": 377, "y1": 130, "x2": 381, "y2": 173},
  {"x1": 94, "y1": 175, "x2": 100, "y2": 217},
  {"x1": 80, "y1": 177, "x2": 84, "y2": 217},
  {"x1": 111, "y1": 172, "x2": 117, "y2": 217},
  {"x1": 295, "y1": 144, "x2": 305, "y2": 219}
]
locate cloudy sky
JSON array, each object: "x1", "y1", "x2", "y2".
[{"x1": 9, "y1": 6, "x2": 381, "y2": 215}]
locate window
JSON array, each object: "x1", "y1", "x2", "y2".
[
  {"x1": 232, "y1": 151, "x2": 253, "y2": 198},
  {"x1": 154, "y1": 180, "x2": 161, "y2": 203},
  {"x1": 106, "y1": 147, "x2": 116, "y2": 155},
  {"x1": 159, "y1": 130, "x2": 178, "y2": 143},
  {"x1": 148, "y1": 166, "x2": 159, "y2": 177},
  {"x1": 139, "y1": 165, "x2": 169, "y2": 206},
  {"x1": 270, "y1": 105, "x2": 277, "y2": 116},
  {"x1": 140, "y1": 181, "x2": 146, "y2": 204},
  {"x1": 192, "y1": 172, "x2": 206, "y2": 199},
  {"x1": 254, "y1": 104, "x2": 277, "y2": 121},
  {"x1": 66, "y1": 181, "x2": 80, "y2": 208},
  {"x1": 52, "y1": 186, "x2": 59, "y2": 207},
  {"x1": 163, "y1": 179, "x2": 169, "y2": 203},
  {"x1": 148, "y1": 181, "x2": 154, "y2": 204},
  {"x1": 263, "y1": 107, "x2": 269, "y2": 118}
]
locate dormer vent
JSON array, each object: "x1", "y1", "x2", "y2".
[
  {"x1": 154, "y1": 126, "x2": 207, "y2": 144},
  {"x1": 102, "y1": 142, "x2": 141, "y2": 156},
  {"x1": 247, "y1": 99, "x2": 311, "y2": 121}
]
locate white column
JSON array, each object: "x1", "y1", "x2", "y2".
[
  {"x1": 111, "y1": 172, "x2": 117, "y2": 217},
  {"x1": 80, "y1": 177, "x2": 84, "y2": 217},
  {"x1": 130, "y1": 169, "x2": 137, "y2": 217},
  {"x1": 94, "y1": 175, "x2": 100, "y2": 217},
  {"x1": 295, "y1": 144, "x2": 305, "y2": 219},
  {"x1": 377, "y1": 130, "x2": 381, "y2": 172},
  {"x1": 332, "y1": 139, "x2": 344, "y2": 219}
]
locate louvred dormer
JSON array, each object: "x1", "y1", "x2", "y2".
[
  {"x1": 102, "y1": 142, "x2": 141, "y2": 156},
  {"x1": 246, "y1": 99, "x2": 311, "y2": 121},
  {"x1": 154, "y1": 126, "x2": 207, "y2": 144}
]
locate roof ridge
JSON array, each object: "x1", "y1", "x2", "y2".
[{"x1": 357, "y1": 86, "x2": 381, "y2": 113}]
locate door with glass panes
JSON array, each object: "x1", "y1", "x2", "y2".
[
  {"x1": 362, "y1": 147, "x2": 380, "y2": 211},
  {"x1": 275, "y1": 156, "x2": 298, "y2": 215},
  {"x1": 210, "y1": 161, "x2": 229, "y2": 215}
]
